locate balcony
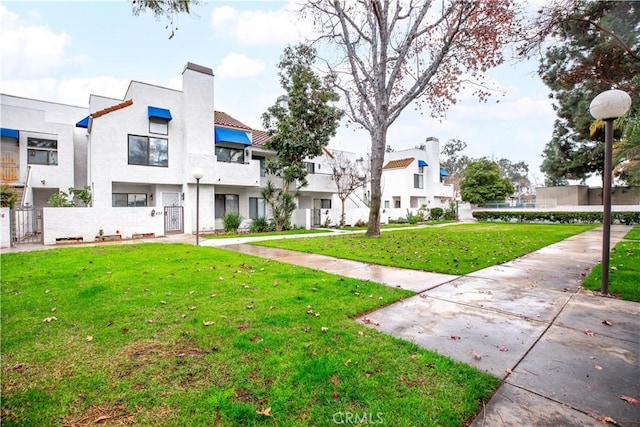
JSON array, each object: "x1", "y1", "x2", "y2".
[
  {"x1": 212, "y1": 158, "x2": 261, "y2": 187},
  {"x1": 303, "y1": 173, "x2": 335, "y2": 193}
]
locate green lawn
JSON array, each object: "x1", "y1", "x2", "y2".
[
  {"x1": 252, "y1": 223, "x2": 597, "y2": 275},
  {"x1": 582, "y1": 226, "x2": 640, "y2": 301},
  {"x1": 1, "y1": 244, "x2": 499, "y2": 426}
]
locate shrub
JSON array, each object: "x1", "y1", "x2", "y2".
[
  {"x1": 354, "y1": 219, "x2": 368, "y2": 227},
  {"x1": 250, "y1": 217, "x2": 271, "y2": 232},
  {"x1": 472, "y1": 211, "x2": 640, "y2": 225},
  {"x1": 0, "y1": 185, "x2": 18, "y2": 209},
  {"x1": 405, "y1": 209, "x2": 418, "y2": 224},
  {"x1": 430, "y1": 207, "x2": 444, "y2": 220},
  {"x1": 443, "y1": 203, "x2": 457, "y2": 220},
  {"x1": 48, "y1": 191, "x2": 74, "y2": 207},
  {"x1": 222, "y1": 212, "x2": 243, "y2": 232}
]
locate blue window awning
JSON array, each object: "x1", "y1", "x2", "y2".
[
  {"x1": 440, "y1": 167, "x2": 450, "y2": 177},
  {"x1": 148, "y1": 106, "x2": 172, "y2": 121},
  {"x1": 76, "y1": 116, "x2": 89, "y2": 128},
  {"x1": 215, "y1": 127, "x2": 252, "y2": 146},
  {"x1": 1, "y1": 128, "x2": 19, "y2": 139},
  {"x1": 418, "y1": 160, "x2": 428, "y2": 167}
]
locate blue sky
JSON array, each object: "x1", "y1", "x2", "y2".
[{"x1": 1, "y1": 1, "x2": 556, "y2": 185}]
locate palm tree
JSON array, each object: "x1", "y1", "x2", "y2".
[{"x1": 590, "y1": 113, "x2": 639, "y2": 185}]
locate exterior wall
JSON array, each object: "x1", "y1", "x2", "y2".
[
  {"x1": 0, "y1": 207, "x2": 10, "y2": 248},
  {"x1": 42, "y1": 207, "x2": 165, "y2": 245},
  {"x1": 537, "y1": 185, "x2": 640, "y2": 206},
  {"x1": 1, "y1": 94, "x2": 88, "y2": 209}
]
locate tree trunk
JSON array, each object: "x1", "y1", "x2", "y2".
[
  {"x1": 340, "y1": 198, "x2": 346, "y2": 227},
  {"x1": 366, "y1": 127, "x2": 387, "y2": 237}
]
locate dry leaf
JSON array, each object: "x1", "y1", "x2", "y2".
[
  {"x1": 189, "y1": 306, "x2": 196, "y2": 311},
  {"x1": 51, "y1": 307, "x2": 57, "y2": 312},
  {"x1": 203, "y1": 320, "x2": 214, "y2": 326},
  {"x1": 45, "y1": 290, "x2": 51, "y2": 294},
  {"x1": 505, "y1": 368, "x2": 513, "y2": 374},
  {"x1": 160, "y1": 300, "x2": 167, "y2": 305},
  {"x1": 256, "y1": 407, "x2": 272, "y2": 417},
  {"x1": 321, "y1": 327, "x2": 329, "y2": 332},
  {"x1": 246, "y1": 304, "x2": 254, "y2": 309},
  {"x1": 621, "y1": 395, "x2": 639, "y2": 406},
  {"x1": 498, "y1": 345, "x2": 508, "y2": 352},
  {"x1": 357, "y1": 331, "x2": 364, "y2": 336},
  {"x1": 471, "y1": 351, "x2": 482, "y2": 360},
  {"x1": 602, "y1": 320, "x2": 612, "y2": 326},
  {"x1": 584, "y1": 329, "x2": 596, "y2": 337},
  {"x1": 94, "y1": 415, "x2": 111, "y2": 423},
  {"x1": 42, "y1": 316, "x2": 57, "y2": 322},
  {"x1": 450, "y1": 335, "x2": 461, "y2": 341},
  {"x1": 86, "y1": 336, "x2": 93, "y2": 342},
  {"x1": 594, "y1": 365, "x2": 603, "y2": 371},
  {"x1": 598, "y1": 416, "x2": 618, "y2": 424},
  {"x1": 344, "y1": 358, "x2": 352, "y2": 366},
  {"x1": 362, "y1": 317, "x2": 380, "y2": 326}
]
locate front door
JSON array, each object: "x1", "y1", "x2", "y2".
[{"x1": 312, "y1": 199, "x2": 322, "y2": 227}]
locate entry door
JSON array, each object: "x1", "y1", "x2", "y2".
[{"x1": 312, "y1": 199, "x2": 322, "y2": 227}]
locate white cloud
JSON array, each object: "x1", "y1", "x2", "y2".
[
  {"x1": 210, "y1": 2, "x2": 314, "y2": 45},
  {"x1": 0, "y1": 5, "x2": 71, "y2": 78},
  {"x1": 216, "y1": 52, "x2": 266, "y2": 79}
]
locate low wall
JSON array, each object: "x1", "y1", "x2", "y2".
[
  {"x1": 43, "y1": 207, "x2": 166, "y2": 245},
  {"x1": 1, "y1": 207, "x2": 11, "y2": 249}
]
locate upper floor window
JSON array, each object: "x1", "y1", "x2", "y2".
[
  {"x1": 414, "y1": 174, "x2": 424, "y2": 189},
  {"x1": 149, "y1": 118, "x2": 168, "y2": 135},
  {"x1": 128, "y1": 135, "x2": 168, "y2": 167},
  {"x1": 304, "y1": 161, "x2": 315, "y2": 174},
  {"x1": 27, "y1": 137, "x2": 58, "y2": 165},
  {"x1": 216, "y1": 146, "x2": 244, "y2": 164}
]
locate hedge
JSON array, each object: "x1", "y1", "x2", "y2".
[{"x1": 472, "y1": 211, "x2": 640, "y2": 225}]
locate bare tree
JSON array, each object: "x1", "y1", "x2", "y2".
[
  {"x1": 304, "y1": 0, "x2": 524, "y2": 236},
  {"x1": 328, "y1": 151, "x2": 370, "y2": 226}
]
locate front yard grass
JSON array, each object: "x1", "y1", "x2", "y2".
[
  {"x1": 582, "y1": 226, "x2": 640, "y2": 301},
  {"x1": 252, "y1": 223, "x2": 597, "y2": 275},
  {"x1": 1, "y1": 244, "x2": 499, "y2": 426}
]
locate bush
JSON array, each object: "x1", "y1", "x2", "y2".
[
  {"x1": 443, "y1": 203, "x2": 457, "y2": 220},
  {"x1": 472, "y1": 211, "x2": 640, "y2": 225},
  {"x1": 354, "y1": 219, "x2": 368, "y2": 227},
  {"x1": 0, "y1": 185, "x2": 18, "y2": 209},
  {"x1": 222, "y1": 212, "x2": 243, "y2": 232},
  {"x1": 429, "y1": 207, "x2": 444, "y2": 221},
  {"x1": 405, "y1": 209, "x2": 418, "y2": 224},
  {"x1": 250, "y1": 217, "x2": 271, "y2": 232},
  {"x1": 48, "y1": 191, "x2": 74, "y2": 207}
]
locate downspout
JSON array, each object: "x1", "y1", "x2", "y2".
[{"x1": 22, "y1": 165, "x2": 32, "y2": 207}]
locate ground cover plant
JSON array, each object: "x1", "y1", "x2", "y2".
[
  {"x1": 1, "y1": 244, "x2": 499, "y2": 426},
  {"x1": 582, "y1": 226, "x2": 640, "y2": 302},
  {"x1": 205, "y1": 228, "x2": 329, "y2": 240},
  {"x1": 253, "y1": 223, "x2": 597, "y2": 275}
]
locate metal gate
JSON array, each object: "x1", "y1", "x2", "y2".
[
  {"x1": 164, "y1": 206, "x2": 183, "y2": 234},
  {"x1": 13, "y1": 206, "x2": 43, "y2": 244}
]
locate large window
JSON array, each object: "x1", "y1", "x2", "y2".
[
  {"x1": 216, "y1": 146, "x2": 244, "y2": 164},
  {"x1": 112, "y1": 193, "x2": 147, "y2": 207},
  {"x1": 215, "y1": 194, "x2": 239, "y2": 217},
  {"x1": 128, "y1": 135, "x2": 168, "y2": 167},
  {"x1": 27, "y1": 137, "x2": 58, "y2": 165},
  {"x1": 249, "y1": 197, "x2": 266, "y2": 219},
  {"x1": 414, "y1": 174, "x2": 424, "y2": 189}
]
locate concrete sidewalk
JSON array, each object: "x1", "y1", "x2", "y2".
[{"x1": 222, "y1": 226, "x2": 639, "y2": 426}]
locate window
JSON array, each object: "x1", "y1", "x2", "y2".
[
  {"x1": 320, "y1": 199, "x2": 331, "y2": 209},
  {"x1": 395, "y1": 199, "x2": 401, "y2": 208},
  {"x1": 128, "y1": 135, "x2": 168, "y2": 167},
  {"x1": 27, "y1": 137, "x2": 57, "y2": 165},
  {"x1": 249, "y1": 197, "x2": 265, "y2": 219},
  {"x1": 215, "y1": 194, "x2": 239, "y2": 217},
  {"x1": 414, "y1": 174, "x2": 424, "y2": 189},
  {"x1": 216, "y1": 146, "x2": 244, "y2": 164},
  {"x1": 384, "y1": 200, "x2": 390, "y2": 209},
  {"x1": 112, "y1": 193, "x2": 147, "y2": 207},
  {"x1": 304, "y1": 161, "x2": 315, "y2": 174},
  {"x1": 149, "y1": 118, "x2": 168, "y2": 135},
  {"x1": 253, "y1": 156, "x2": 266, "y2": 176},
  {"x1": 418, "y1": 166, "x2": 425, "y2": 174}
]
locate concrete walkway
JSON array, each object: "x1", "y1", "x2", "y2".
[{"x1": 219, "y1": 226, "x2": 639, "y2": 426}]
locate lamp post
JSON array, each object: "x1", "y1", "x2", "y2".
[
  {"x1": 589, "y1": 89, "x2": 631, "y2": 295},
  {"x1": 191, "y1": 167, "x2": 204, "y2": 246}
]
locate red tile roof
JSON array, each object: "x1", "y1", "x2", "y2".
[
  {"x1": 91, "y1": 99, "x2": 133, "y2": 118},
  {"x1": 214, "y1": 111, "x2": 252, "y2": 130},
  {"x1": 252, "y1": 129, "x2": 271, "y2": 146},
  {"x1": 383, "y1": 157, "x2": 415, "y2": 169}
]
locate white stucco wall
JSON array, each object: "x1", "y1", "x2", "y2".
[
  {"x1": 0, "y1": 208, "x2": 11, "y2": 248},
  {"x1": 42, "y1": 207, "x2": 167, "y2": 245}
]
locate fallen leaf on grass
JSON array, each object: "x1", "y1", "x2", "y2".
[
  {"x1": 45, "y1": 290, "x2": 51, "y2": 294},
  {"x1": 621, "y1": 395, "x2": 640, "y2": 406},
  {"x1": 42, "y1": 316, "x2": 57, "y2": 322},
  {"x1": 344, "y1": 358, "x2": 351, "y2": 366},
  {"x1": 189, "y1": 306, "x2": 196, "y2": 311},
  {"x1": 160, "y1": 301, "x2": 167, "y2": 305},
  {"x1": 357, "y1": 331, "x2": 364, "y2": 336},
  {"x1": 94, "y1": 415, "x2": 111, "y2": 423},
  {"x1": 203, "y1": 321, "x2": 214, "y2": 326},
  {"x1": 256, "y1": 407, "x2": 272, "y2": 417},
  {"x1": 321, "y1": 327, "x2": 329, "y2": 332},
  {"x1": 602, "y1": 320, "x2": 612, "y2": 326},
  {"x1": 86, "y1": 336, "x2": 93, "y2": 342},
  {"x1": 584, "y1": 329, "x2": 596, "y2": 337},
  {"x1": 51, "y1": 307, "x2": 57, "y2": 312}
]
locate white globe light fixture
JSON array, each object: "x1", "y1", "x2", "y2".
[
  {"x1": 589, "y1": 89, "x2": 631, "y2": 295},
  {"x1": 191, "y1": 168, "x2": 205, "y2": 246}
]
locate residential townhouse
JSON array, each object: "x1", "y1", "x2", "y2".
[{"x1": 0, "y1": 62, "x2": 341, "y2": 246}]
